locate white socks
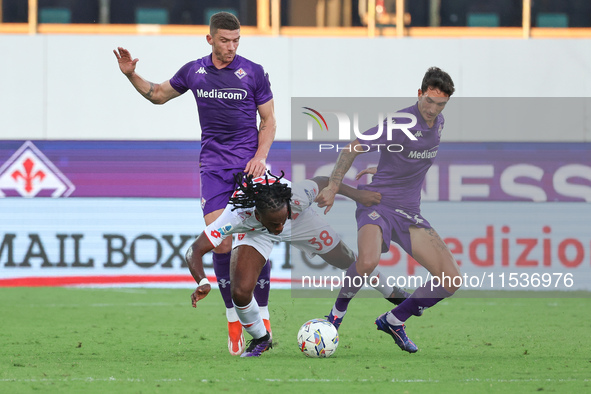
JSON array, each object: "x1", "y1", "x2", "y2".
[
  {"x1": 369, "y1": 268, "x2": 394, "y2": 298},
  {"x1": 233, "y1": 298, "x2": 266, "y2": 339},
  {"x1": 226, "y1": 306, "x2": 239, "y2": 322},
  {"x1": 259, "y1": 305, "x2": 270, "y2": 321},
  {"x1": 386, "y1": 311, "x2": 405, "y2": 326},
  {"x1": 228, "y1": 305, "x2": 269, "y2": 321},
  {"x1": 331, "y1": 305, "x2": 347, "y2": 318}
]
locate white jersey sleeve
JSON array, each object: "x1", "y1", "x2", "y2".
[
  {"x1": 203, "y1": 204, "x2": 255, "y2": 248},
  {"x1": 290, "y1": 179, "x2": 320, "y2": 215}
]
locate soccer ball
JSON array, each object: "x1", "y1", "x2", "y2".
[{"x1": 297, "y1": 318, "x2": 339, "y2": 358}]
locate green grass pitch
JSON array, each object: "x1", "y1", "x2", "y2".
[{"x1": 1, "y1": 287, "x2": 590, "y2": 393}]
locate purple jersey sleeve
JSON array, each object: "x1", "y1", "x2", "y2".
[
  {"x1": 169, "y1": 61, "x2": 194, "y2": 95},
  {"x1": 253, "y1": 66, "x2": 273, "y2": 107}
]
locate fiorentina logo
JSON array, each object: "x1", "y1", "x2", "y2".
[
  {"x1": 368, "y1": 211, "x2": 381, "y2": 221},
  {"x1": 0, "y1": 141, "x2": 75, "y2": 198},
  {"x1": 257, "y1": 279, "x2": 269, "y2": 289},
  {"x1": 234, "y1": 68, "x2": 247, "y2": 79}
]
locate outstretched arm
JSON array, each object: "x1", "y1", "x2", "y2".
[
  {"x1": 314, "y1": 139, "x2": 366, "y2": 214},
  {"x1": 311, "y1": 176, "x2": 381, "y2": 207},
  {"x1": 245, "y1": 99, "x2": 276, "y2": 177},
  {"x1": 185, "y1": 233, "x2": 215, "y2": 307},
  {"x1": 113, "y1": 47, "x2": 181, "y2": 105}
]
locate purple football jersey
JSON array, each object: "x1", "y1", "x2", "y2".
[
  {"x1": 169, "y1": 54, "x2": 273, "y2": 170},
  {"x1": 360, "y1": 102, "x2": 444, "y2": 212}
]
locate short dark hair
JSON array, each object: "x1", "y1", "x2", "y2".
[
  {"x1": 209, "y1": 12, "x2": 240, "y2": 36},
  {"x1": 421, "y1": 67, "x2": 455, "y2": 97},
  {"x1": 230, "y1": 171, "x2": 292, "y2": 219}
]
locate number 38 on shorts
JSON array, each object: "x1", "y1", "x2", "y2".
[{"x1": 308, "y1": 230, "x2": 334, "y2": 251}]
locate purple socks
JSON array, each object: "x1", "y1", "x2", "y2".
[
  {"x1": 212, "y1": 251, "x2": 233, "y2": 308},
  {"x1": 213, "y1": 251, "x2": 271, "y2": 309},
  {"x1": 334, "y1": 263, "x2": 363, "y2": 313},
  {"x1": 392, "y1": 280, "x2": 454, "y2": 322},
  {"x1": 253, "y1": 259, "x2": 271, "y2": 307}
]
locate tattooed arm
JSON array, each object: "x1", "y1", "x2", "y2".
[
  {"x1": 113, "y1": 47, "x2": 181, "y2": 105},
  {"x1": 315, "y1": 139, "x2": 366, "y2": 214}
]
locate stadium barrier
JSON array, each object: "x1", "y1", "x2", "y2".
[{"x1": 1, "y1": 140, "x2": 589, "y2": 292}]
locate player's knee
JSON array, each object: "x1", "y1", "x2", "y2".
[
  {"x1": 448, "y1": 264, "x2": 462, "y2": 292},
  {"x1": 441, "y1": 268, "x2": 462, "y2": 293},
  {"x1": 214, "y1": 238, "x2": 232, "y2": 254},
  {"x1": 355, "y1": 257, "x2": 379, "y2": 276},
  {"x1": 231, "y1": 284, "x2": 252, "y2": 307}
]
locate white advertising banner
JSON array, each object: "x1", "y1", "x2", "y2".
[
  {"x1": 0, "y1": 198, "x2": 290, "y2": 288},
  {"x1": 1, "y1": 199, "x2": 589, "y2": 293}
]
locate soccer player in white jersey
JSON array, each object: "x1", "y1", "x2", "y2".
[{"x1": 186, "y1": 171, "x2": 411, "y2": 357}]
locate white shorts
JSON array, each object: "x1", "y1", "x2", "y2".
[{"x1": 232, "y1": 208, "x2": 341, "y2": 261}]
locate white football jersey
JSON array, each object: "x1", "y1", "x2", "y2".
[{"x1": 204, "y1": 178, "x2": 320, "y2": 248}]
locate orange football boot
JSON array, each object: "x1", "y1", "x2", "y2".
[{"x1": 227, "y1": 320, "x2": 245, "y2": 356}]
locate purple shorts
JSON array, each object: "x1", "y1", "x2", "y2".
[
  {"x1": 356, "y1": 202, "x2": 431, "y2": 257},
  {"x1": 200, "y1": 169, "x2": 241, "y2": 216}
]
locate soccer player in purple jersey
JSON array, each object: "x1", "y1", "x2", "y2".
[
  {"x1": 316, "y1": 67, "x2": 461, "y2": 353},
  {"x1": 114, "y1": 12, "x2": 276, "y2": 356}
]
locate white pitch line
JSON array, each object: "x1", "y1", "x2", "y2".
[
  {"x1": 1, "y1": 378, "x2": 588, "y2": 384},
  {"x1": 26, "y1": 302, "x2": 185, "y2": 308}
]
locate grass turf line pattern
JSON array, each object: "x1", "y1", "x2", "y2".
[{"x1": 1, "y1": 288, "x2": 590, "y2": 393}]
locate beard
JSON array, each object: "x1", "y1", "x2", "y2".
[{"x1": 214, "y1": 49, "x2": 235, "y2": 64}]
